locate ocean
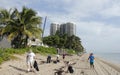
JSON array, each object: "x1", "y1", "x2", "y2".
[{"x1": 95, "y1": 53, "x2": 120, "y2": 64}]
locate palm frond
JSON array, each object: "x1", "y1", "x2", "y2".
[
  {"x1": 0, "y1": 9, "x2": 10, "y2": 23},
  {"x1": 0, "y1": 7, "x2": 43, "y2": 48},
  {"x1": 1, "y1": 25, "x2": 11, "y2": 34},
  {"x1": 8, "y1": 31, "x2": 18, "y2": 40},
  {"x1": 22, "y1": 30, "x2": 32, "y2": 38},
  {"x1": 10, "y1": 8, "x2": 19, "y2": 19}
]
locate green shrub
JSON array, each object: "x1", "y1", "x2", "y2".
[
  {"x1": 31, "y1": 46, "x2": 57, "y2": 55},
  {"x1": 0, "y1": 46, "x2": 57, "y2": 64},
  {"x1": 0, "y1": 57, "x2": 3, "y2": 64},
  {"x1": 0, "y1": 48, "x2": 28, "y2": 64},
  {"x1": 66, "y1": 49, "x2": 76, "y2": 54}
]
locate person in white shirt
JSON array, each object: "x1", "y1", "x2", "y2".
[
  {"x1": 26, "y1": 49, "x2": 35, "y2": 72},
  {"x1": 56, "y1": 54, "x2": 60, "y2": 60}
]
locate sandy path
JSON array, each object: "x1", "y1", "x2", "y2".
[{"x1": 0, "y1": 53, "x2": 120, "y2": 75}]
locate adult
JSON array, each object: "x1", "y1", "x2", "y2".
[
  {"x1": 56, "y1": 48, "x2": 60, "y2": 55},
  {"x1": 56, "y1": 54, "x2": 60, "y2": 60},
  {"x1": 56, "y1": 54, "x2": 60, "y2": 62},
  {"x1": 88, "y1": 53, "x2": 95, "y2": 68},
  {"x1": 26, "y1": 49, "x2": 35, "y2": 72},
  {"x1": 66, "y1": 61, "x2": 76, "y2": 74},
  {"x1": 62, "y1": 54, "x2": 65, "y2": 60},
  {"x1": 47, "y1": 55, "x2": 51, "y2": 63}
]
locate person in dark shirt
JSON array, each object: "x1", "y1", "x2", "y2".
[
  {"x1": 66, "y1": 61, "x2": 76, "y2": 74},
  {"x1": 47, "y1": 55, "x2": 51, "y2": 63},
  {"x1": 62, "y1": 54, "x2": 65, "y2": 60}
]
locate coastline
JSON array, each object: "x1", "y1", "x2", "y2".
[
  {"x1": 95, "y1": 57, "x2": 120, "y2": 75},
  {"x1": 95, "y1": 52, "x2": 120, "y2": 64},
  {"x1": 0, "y1": 53, "x2": 120, "y2": 75}
]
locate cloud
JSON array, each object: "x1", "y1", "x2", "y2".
[
  {"x1": 0, "y1": 0, "x2": 120, "y2": 52},
  {"x1": 75, "y1": 21, "x2": 120, "y2": 52},
  {"x1": 101, "y1": 2, "x2": 120, "y2": 18},
  {"x1": 35, "y1": 0, "x2": 111, "y2": 19},
  {"x1": 0, "y1": 0, "x2": 26, "y2": 10}
]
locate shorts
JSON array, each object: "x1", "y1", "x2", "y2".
[
  {"x1": 90, "y1": 62, "x2": 94, "y2": 65},
  {"x1": 27, "y1": 60, "x2": 34, "y2": 66}
]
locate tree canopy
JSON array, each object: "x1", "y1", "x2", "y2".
[
  {"x1": 43, "y1": 33, "x2": 84, "y2": 52},
  {"x1": 0, "y1": 7, "x2": 42, "y2": 48}
]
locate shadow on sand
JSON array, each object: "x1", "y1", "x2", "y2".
[{"x1": 9, "y1": 65, "x2": 27, "y2": 73}]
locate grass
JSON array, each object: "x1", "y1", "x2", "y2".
[
  {"x1": 0, "y1": 46, "x2": 77, "y2": 64},
  {"x1": 31, "y1": 46, "x2": 57, "y2": 55},
  {"x1": 67, "y1": 49, "x2": 76, "y2": 54},
  {"x1": 0, "y1": 46, "x2": 57, "y2": 64}
]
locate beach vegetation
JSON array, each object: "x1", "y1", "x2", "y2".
[
  {"x1": 0, "y1": 7, "x2": 42, "y2": 48},
  {"x1": 43, "y1": 33, "x2": 84, "y2": 52},
  {"x1": 0, "y1": 46, "x2": 57, "y2": 64}
]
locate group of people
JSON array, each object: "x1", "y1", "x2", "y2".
[
  {"x1": 26, "y1": 49, "x2": 67, "y2": 72},
  {"x1": 26, "y1": 49, "x2": 95, "y2": 74}
]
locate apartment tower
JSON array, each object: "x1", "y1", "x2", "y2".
[
  {"x1": 50, "y1": 22, "x2": 76, "y2": 36},
  {"x1": 50, "y1": 23, "x2": 60, "y2": 35}
]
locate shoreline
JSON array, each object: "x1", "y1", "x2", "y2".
[
  {"x1": 96, "y1": 57, "x2": 120, "y2": 72},
  {"x1": 95, "y1": 53, "x2": 120, "y2": 64}
]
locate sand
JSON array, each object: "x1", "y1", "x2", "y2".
[{"x1": 0, "y1": 53, "x2": 120, "y2": 75}]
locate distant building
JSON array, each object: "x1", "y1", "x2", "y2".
[
  {"x1": 60, "y1": 23, "x2": 66, "y2": 35},
  {"x1": 64, "y1": 22, "x2": 76, "y2": 36},
  {"x1": 50, "y1": 22, "x2": 76, "y2": 36},
  {"x1": 50, "y1": 23, "x2": 60, "y2": 35},
  {"x1": 27, "y1": 38, "x2": 42, "y2": 47}
]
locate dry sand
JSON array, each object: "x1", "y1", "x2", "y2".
[{"x1": 0, "y1": 53, "x2": 120, "y2": 75}]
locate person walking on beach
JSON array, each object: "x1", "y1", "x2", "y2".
[
  {"x1": 56, "y1": 48, "x2": 60, "y2": 55},
  {"x1": 88, "y1": 53, "x2": 95, "y2": 69},
  {"x1": 62, "y1": 54, "x2": 66, "y2": 60},
  {"x1": 26, "y1": 49, "x2": 36, "y2": 72}
]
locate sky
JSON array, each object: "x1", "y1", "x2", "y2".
[{"x1": 0, "y1": 0, "x2": 120, "y2": 53}]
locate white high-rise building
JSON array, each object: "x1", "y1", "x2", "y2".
[
  {"x1": 60, "y1": 23, "x2": 66, "y2": 35},
  {"x1": 50, "y1": 22, "x2": 76, "y2": 36},
  {"x1": 65, "y1": 22, "x2": 76, "y2": 36},
  {"x1": 50, "y1": 23, "x2": 60, "y2": 35}
]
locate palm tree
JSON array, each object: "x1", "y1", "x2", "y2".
[
  {"x1": 0, "y1": 7, "x2": 42, "y2": 48},
  {"x1": 0, "y1": 8, "x2": 16, "y2": 40}
]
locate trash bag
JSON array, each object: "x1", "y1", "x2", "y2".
[{"x1": 33, "y1": 60, "x2": 39, "y2": 71}]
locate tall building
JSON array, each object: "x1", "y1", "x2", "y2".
[
  {"x1": 60, "y1": 23, "x2": 66, "y2": 35},
  {"x1": 50, "y1": 23, "x2": 60, "y2": 35},
  {"x1": 64, "y1": 22, "x2": 76, "y2": 36},
  {"x1": 50, "y1": 22, "x2": 76, "y2": 36}
]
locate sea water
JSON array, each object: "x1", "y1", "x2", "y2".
[{"x1": 95, "y1": 53, "x2": 120, "y2": 64}]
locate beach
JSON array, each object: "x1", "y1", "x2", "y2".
[{"x1": 0, "y1": 53, "x2": 120, "y2": 75}]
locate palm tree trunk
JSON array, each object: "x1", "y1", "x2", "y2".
[{"x1": 25, "y1": 35, "x2": 28, "y2": 47}]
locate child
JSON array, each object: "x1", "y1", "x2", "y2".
[{"x1": 88, "y1": 53, "x2": 95, "y2": 68}]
